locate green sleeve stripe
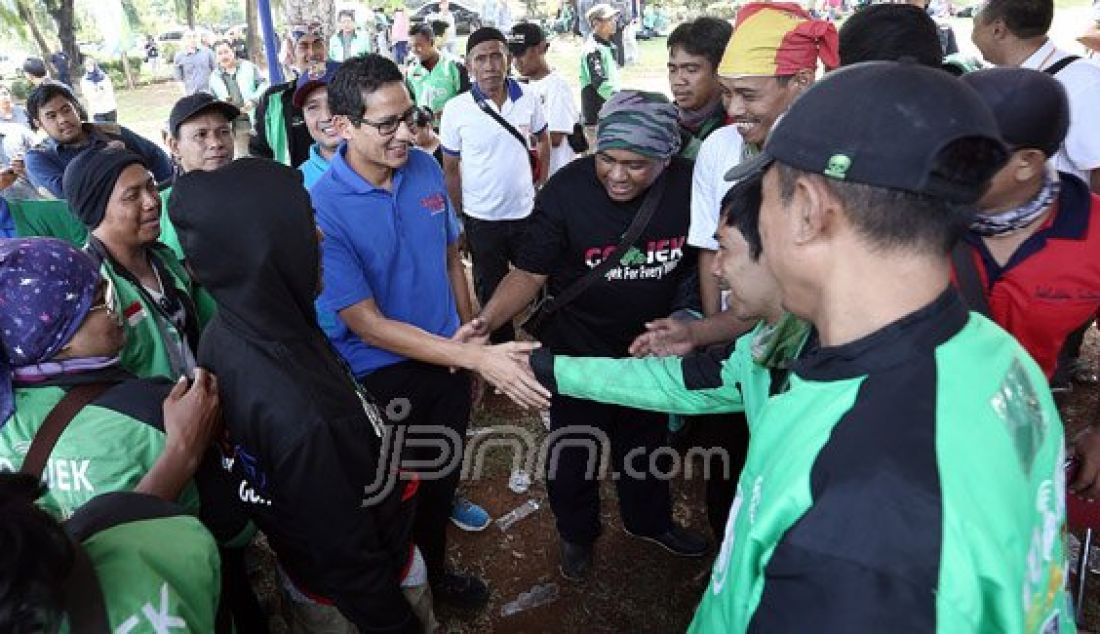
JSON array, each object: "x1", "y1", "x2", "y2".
[{"x1": 553, "y1": 354, "x2": 745, "y2": 416}]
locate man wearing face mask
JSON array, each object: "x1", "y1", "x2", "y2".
[
  {"x1": 465, "y1": 91, "x2": 708, "y2": 581},
  {"x1": 250, "y1": 22, "x2": 329, "y2": 167}
]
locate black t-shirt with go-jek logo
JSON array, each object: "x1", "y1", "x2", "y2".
[{"x1": 517, "y1": 156, "x2": 698, "y2": 358}]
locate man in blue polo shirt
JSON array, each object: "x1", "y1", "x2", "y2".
[{"x1": 310, "y1": 54, "x2": 550, "y2": 615}]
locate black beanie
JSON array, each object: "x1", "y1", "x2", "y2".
[
  {"x1": 62, "y1": 146, "x2": 148, "y2": 229},
  {"x1": 466, "y1": 26, "x2": 507, "y2": 55}
]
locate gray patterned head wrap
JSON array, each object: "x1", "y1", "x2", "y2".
[{"x1": 596, "y1": 90, "x2": 682, "y2": 159}]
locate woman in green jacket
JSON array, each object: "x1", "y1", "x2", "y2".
[
  {"x1": 62, "y1": 147, "x2": 215, "y2": 381},
  {"x1": 0, "y1": 237, "x2": 224, "y2": 523}
]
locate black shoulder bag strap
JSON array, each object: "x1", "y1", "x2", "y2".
[
  {"x1": 472, "y1": 91, "x2": 537, "y2": 173},
  {"x1": 20, "y1": 383, "x2": 112, "y2": 479},
  {"x1": 950, "y1": 241, "x2": 992, "y2": 317},
  {"x1": 526, "y1": 173, "x2": 669, "y2": 332},
  {"x1": 62, "y1": 540, "x2": 111, "y2": 634},
  {"x1": 1044, "y1": 55, "x2": 1080, "y2": 76}
]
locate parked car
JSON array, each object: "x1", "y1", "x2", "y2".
[
  {"x1": 411, "y1": 1, "x2": 483, "y2": 35},
  {"x1": 157, "y1": 27, "x2": 217, "y2": 45}
]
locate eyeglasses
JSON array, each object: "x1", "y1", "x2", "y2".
[
  {"x1": 347, "y1": 106, "x2": 422, "y2": 137},
  {"x1": 89, "y1": 276, "x2": 121, "y2": 325}
]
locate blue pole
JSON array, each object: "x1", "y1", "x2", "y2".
[{"x1": 258, "y1": 0, "x2": 284, "y2": 85}]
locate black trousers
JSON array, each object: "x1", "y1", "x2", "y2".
[
  {"x1": 463, "y1": 215, "x2": 528, "y2": 343},
  {"x1": 360, "y1": 361, "x2": 471, "y2": 583},
  {"x1": 546, "y1": 394, "x2": 673, "y2": 545},
  {"x1": 688, "y1": 413, "x2": 749, "y2": 540}
]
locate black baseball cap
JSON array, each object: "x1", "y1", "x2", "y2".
[
  {"x1": 508, "y1": 23, "x2": 546, "y2": 56},
  {"x1": 169, "y1": 93, "x2": 241, "y2": 136},
  {"x1": 724, "y1": 61, "x2": 1009, "y2": 204},
  {"x1": 960, "y1": 67, "x2": 1068, "y2": 158}
]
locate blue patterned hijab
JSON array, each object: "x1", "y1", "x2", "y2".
[{"x1": 0, "y1": 238, "x2": 100, "y2": 422}]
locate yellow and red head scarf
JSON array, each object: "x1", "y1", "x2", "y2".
[{"x1": 718, "y1": 2, "x2": 839, "y2": 78}]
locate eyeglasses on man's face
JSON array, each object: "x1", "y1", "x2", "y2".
[{"x1": 346, "y1": 106, "x2": 423, "y2": 137}]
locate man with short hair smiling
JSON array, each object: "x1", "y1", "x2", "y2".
[
  {"x1": 310, "y1": 53, "x2": 550, "y2": 611},
  {"x1": 467, "y1": 91, "x2": 708, "y2": 582},
  {"x1": 208, "y1": 39, "x2": 268, "y2": 158},
  {"x1": 250, "y1": 22, "x2": 329, "y2": 167},
  {"x1": 665, "y1": 17, "x2": 732, "y2": 160},
  {"x1": 329, "y1": 9, "x2": 373, "y2": 61},
  {"x1": 441, "y1": 27, "x2": 549, "y2": 344},
  {"x1": 686, "y1": 2, "x2": 836, "y2": 326},
  {"x1": 293, "y1": 61, "x2": 342, "y2": 188},
  {"x1": 24, "y1": 83, "x2": 173, "y2": 199}
]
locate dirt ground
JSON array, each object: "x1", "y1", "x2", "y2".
[{"x1": 247, "y1": 331, "x2": 1100, "y2": 633}]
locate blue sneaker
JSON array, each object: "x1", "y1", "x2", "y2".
[{"x1": 451, "y1": 496, "x2": 491, "y2": 532}]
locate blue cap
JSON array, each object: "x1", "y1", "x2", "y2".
[{"x1": 292, "y1": 60, "x2": 340, "y2": 108}]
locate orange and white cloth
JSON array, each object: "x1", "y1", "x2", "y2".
[{"x1": 718, "y1": 2, "x2": 839, "y2": 77}]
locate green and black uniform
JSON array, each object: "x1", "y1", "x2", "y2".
[
  {"x1": 0, "y1": 370, "x2": 248, "y2": 544},
  {"x1": 63, "y1": 491, "x2": 221, "y2": 632},
  {"x1": 406, "y1": 52, "x2": 469, "y2": 126},
  {"x1": 86, "y1": 237, "x2": 215, "y2": 380},
  {"x1": 536, "y1": 290, "x2": 1071, "y2": 632},
  {"x1": 579, "y1": 35, "x2": 619, "y2": 125},
  {"x1": 0, "y1": 374, "x2": 198, "y2": 520},
  {"x1": 250, "y1": 79, "x2": 313, "y2": 167}
]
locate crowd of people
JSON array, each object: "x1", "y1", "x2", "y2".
[{"x1": 2, "y1": 0, "x2": 1100, "y2": 631}]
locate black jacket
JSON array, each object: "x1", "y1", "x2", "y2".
[{"x1": 168, "y1": 158, "x2": 417, "y2": 632}]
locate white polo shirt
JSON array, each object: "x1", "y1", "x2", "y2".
[
  {"x1": 526, "y1": 71, "x2": 578, "y2": 177},
  {"x1": 1021, "y1": 40, "x2": 1100, "y2": 183},
  {"x1": 688, "y1": 125, "x2": 745, "y2": 251},
  {"x1": 440, "y1": 79, "x2": 547, "y2": 221}
]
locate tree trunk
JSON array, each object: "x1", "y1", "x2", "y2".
[
  {"x1": 186, "y1": 0, "x2": 195, "y2": 28},
  {"x1": 246, "y1": 0, "x2": 262, "y2": 66},
  {"x1": 120, "y1": 53, "x2": 136, "y2": 89},
  {"x1": 44, "y1": 0, "x2": 80, "y2": 93},
  {"x1": 283, "y1": 0, "x2": 335, "y2": 39},
  {"x1": 16, "y1": 0, "x2": 53, "y2": 61}
]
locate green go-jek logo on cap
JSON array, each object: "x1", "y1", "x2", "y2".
[{"x1": 824, "y1": 154, "x2": 852, "y2": 180}]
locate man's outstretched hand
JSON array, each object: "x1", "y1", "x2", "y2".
[
  {"x1": 471, "y1": 341, "x2": 550, "y2": 410},
  {"x1": 629, "y1": 318, "x2": 696, "y2": 358}
]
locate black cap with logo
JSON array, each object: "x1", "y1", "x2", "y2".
[
  {"x1": 508, "y1": 23, "x2": 546, "y2": 56},
  {"x1": 725, "y1": 61, "x2": 1009, "y2": 204},
  {"x1": 168, "y1": 93, "x2": 241, "y2": 137}
]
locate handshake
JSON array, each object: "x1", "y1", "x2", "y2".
[{"x1": 451, "y1": 317, "x2": 551, "y2": 410}]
